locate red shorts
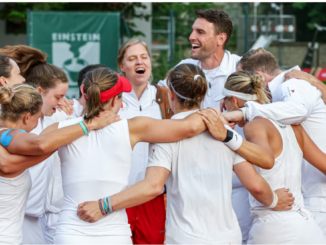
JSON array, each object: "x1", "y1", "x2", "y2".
[{"x1": 126, "y1": 194, "x2": 166, "y2": 244}]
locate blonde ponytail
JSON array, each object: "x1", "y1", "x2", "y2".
[{"x1": 225, "y1": 71, "x2": 270, "y2": 104}]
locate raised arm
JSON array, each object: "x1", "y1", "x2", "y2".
[
  {"x1": 198, "y1": 109, "x2": 274, "y2": 169},
  {"x1": 128, "y1": 112, "x2": 206, "y2": 148},
  {"x1": 223, "y1": 79, "x2": 319, "y2": 126},
  {"x1": 2, "y1": 110, "x2": 121, "y2": 155},
  {"x1": 246, "y1": 79, "x2": 319, "y2": 124},
  {"x1": 0, "y1": 145, "x2": 53, "y2": 174},
  {"x1": 234, "y1": 161, "x2": 294, "y2": 210},
  {"x1": 77, "y1": 166, "x2": 169, "y2": 223},
  {"x1": 284, "y1": 69, "x2": 326, "y2": 104},
  {"x1": 292, "y1": 124, "x2": 326, "y2": 175}
]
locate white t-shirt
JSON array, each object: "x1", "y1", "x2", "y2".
[
  {"x1": 119, "y1": 83, "x2": 162, "y2": 186},
  {"x1": 55, "y1": 117, "x2": 132, "y2": 239},
  {"x1": 147, "y1": 110, "x2": 245, "y2": 244}
]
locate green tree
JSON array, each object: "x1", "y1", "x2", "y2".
[
  {"x1": 281, "y1": 3, "x2": 326, "y2": 42},
  {"x1": 0, "y1": 2, "x2": 149, "y2": 36}
]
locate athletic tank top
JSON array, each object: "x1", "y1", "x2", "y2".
[
  {"x1": 55, "y1": 117, "x2": 132, "y2": 237},
  {"x1": 25, "y1": 118, "x2": 55, "y2": 217},
  {"x1": 250, "y1": 119, "x2": 306, "y2": 217},
  {"x1": 0, "y1": 167, "x2": 31, "y2": 244}
]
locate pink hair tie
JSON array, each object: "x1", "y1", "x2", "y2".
[{"x1": 9, "y1": 87, "x2": 15, "y2": 99}]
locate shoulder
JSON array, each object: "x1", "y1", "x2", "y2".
[
  {"x1": 282, "y1": 77, "x2": 313, "y2": 90},
  {"x1": 225, "y1": 50, "x2": 241, "y2": 63},
  {"x1": 151, "y1": 142, "x2": 173, "y2": 154},
  {"x1": 150, "y1": 83, "x2": 159, "y2": 94},
  {"x1": 244, "y1": 118, "x2": 271, "y2": 138},
  {"x1": 58, "y1": 116, "x2": 83, "y2": 129},
  {"x1": 280, "y1": 77, "x2": 319, "y2": 97},
  {"x1": 224, "y1": 50, "x2": 241, "y2": 65},
  {"x1": 45, "y1": 110, "x2": 69, "y2": 125}
]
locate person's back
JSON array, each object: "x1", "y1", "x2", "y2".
[
  {"x1": 55, "y1": 117, "x2": 132, "y2": 243},
  {"x1": 236, "y1": 49, "x2": 326, "y2": 227},
  {"x1": 247, "y1": 118, "x2": 326, "y2": 244},
  {"x1": 249, "y1": 118, "x2": 305, "y2": 215},
  {"x1": 149, "y1": 110, "x2": 242, "y2": 244}
]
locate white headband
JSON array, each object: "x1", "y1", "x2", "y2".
[
  {"x1": 214, "y1": 88, "x2": 258, "y2": 102},
  {"x1": 170, "y1": 81, "x2": 194, "y2": 101}
]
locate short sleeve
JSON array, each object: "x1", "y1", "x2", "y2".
[
  {"x1": 148, "y1": 143, "x2": 173, "y2": 171},
  {"x1": 233, "y1": 153, "x2": 246, "y2": 166}
]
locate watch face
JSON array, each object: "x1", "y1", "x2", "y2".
[{"x1": 223, "y1": 129, "x2": 233, "y2": 143}]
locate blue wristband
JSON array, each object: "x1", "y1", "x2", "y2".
[
  {"x1": 103, "y1": 197, "x2": 109, "y2": 213},
  {"x1": 79, "y1": 121, "x2": 88, "y2": 136},
  {"x1": 107, "y1": 196, "x2": 114, "y2": 214}
]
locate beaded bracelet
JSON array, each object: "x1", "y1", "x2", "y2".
[
  {"x1": 98, "y1": 199, "x2": 107, "y2": 216},
  {"x1": 103, "y1": 197, "x2": 109, "y2": 213}
]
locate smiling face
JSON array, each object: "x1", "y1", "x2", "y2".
[
  {"x1": 119, "y1": 43, "x2": 152, "y2": 86},
  {"x1": 189, "y1": 18, "x2": 219, "y2": 61},
  {"x1": 38, "y1": 80, "x2": 68, "y2": 116}
]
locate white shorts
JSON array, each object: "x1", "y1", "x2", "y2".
[
  {"x1": 54, "y1": 234, "x2": 132, "y2": 244},
  {"x1": 22, "y1": 215, "x2": 46, "y2": 244},
  {"x1": 311, "y1": 211, "x2": 326, "y2": 238},
  {"x1": 232, "y1": 186, "x2": 252, "y2": 244},
  {"x1": 40, "y1": 213, "x2": 60, "y2": 244},
  {"x1": 248, "y1": 211, "x2": 326, "y2": 244}
]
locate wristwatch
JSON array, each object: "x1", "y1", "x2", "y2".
[{"x1": 223, "y1": 129, "x2": 234, "y2": 143}]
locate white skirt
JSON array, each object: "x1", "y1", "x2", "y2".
[
  {"x1": 54, "y1": 234, "x2": 132, "y2": 244},
  {"x1": 311, "y1": 211, "x2": 326, "y2": 238},
  {"x1": 248, "y1": 210, "x2": 326, "y2": 244}
]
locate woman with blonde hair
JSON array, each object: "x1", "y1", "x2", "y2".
[
  {"x1": 0, "y1": 83, "x2": 116, "y2": 245},
  {"x1": 116, "y1": 38, "x2": 173, "y2": 243},
  {"x1": 213, "y1": 70, "x2": 326, "y2": 244}
]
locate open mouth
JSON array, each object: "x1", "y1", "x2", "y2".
[
  {"x1": 192, "y1": 44, "x2": 201, "y2": 50},
  {"x1": 136, "y1": 68, "x2": 146, "y2": 75},
  {"x1": 52, "y1": 108, "x2": 56, "y2": 113}
]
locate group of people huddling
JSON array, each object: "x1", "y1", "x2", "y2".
[{"x1": 1, "y1": 8, "x2": 326, "y2": 245}]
